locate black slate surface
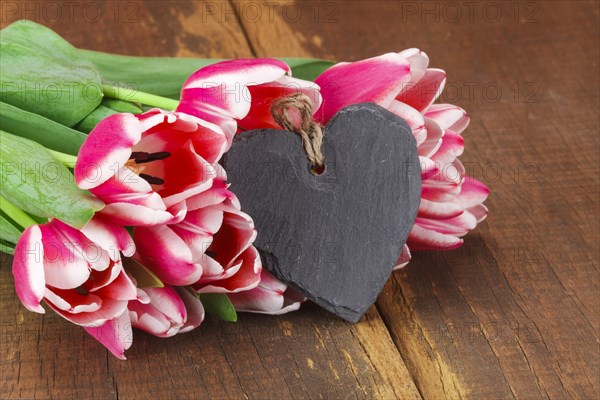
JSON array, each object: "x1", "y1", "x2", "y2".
[{"x1": 223, "y1": 103, "x2": 421, "y2": 322}]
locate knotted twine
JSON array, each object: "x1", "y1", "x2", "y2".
[{"x1": 270, "y1": 93, "x2": 325, "y2": 173}]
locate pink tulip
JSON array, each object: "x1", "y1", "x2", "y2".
[
  {"x1": 75, "y1": 109, "x2": 228, "y2": 226},
  {"x1": 228, "y1": 270, "x2": 305, "y2": 315},
  {"x1": 314, "y1": 49, "x2": 489, "y2": 262},
  {"x1": 178, "y1": 58, "x2": 322, "y2": 145},
  {"x1": 84, "y1": 311, "x2": 133, "y2": 360},
  {"x1": 12, "y1": 216, "x2": 139, "y2": 359},
  {"x1": 75, "y1": 59, "x2": 320, "y2": 227},
  {"x1": 134, "y1": 179, "x2": 261, "y2": 288},
  {"x1": 129, "y1": 285, "x2": 205, "y2": 338}
]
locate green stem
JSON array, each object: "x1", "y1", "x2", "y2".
[
  {"x1": 48, "y1": 149, "x2": 78, "y2": 167},
  {"x1": 102, "y1": 84, "x2": 179, "y2": 111},
  {"x1": 0, "y1": 195, "x2": 37, "y2": 229}
]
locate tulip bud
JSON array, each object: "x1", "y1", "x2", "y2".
[{"x1": 129, "y1": 286, "x2": 205, "y2": 338}]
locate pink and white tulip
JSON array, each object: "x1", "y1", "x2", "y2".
[
  {"x1": 228, "y1": 270, "x2": 305, "y2": 315},
  {"x1": 178, "y1": 58, "x2": 322, "y2": 145},
  {"x1": 129, "y1": 286, "x2": 205, "y2": 337},
  {"x1": 314, "y1": 49, "x2": 489, "y2": 262},
  {"x1": 75, "y1": 59, "x2": 320, "y2": 227},
  {"x1": 12, "y1": 217, "x2": 138, "y2": 359},
  {"x1": 134, "y1": 179, "x2": 261, "y2": 289},
  {"x1": 75, "y1": 109, "x2": 228, "y2": 226}
]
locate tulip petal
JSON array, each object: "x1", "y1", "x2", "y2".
[
  {"x1": 81, "y1": 216, "x2": 136, "y2": 258},
  {"x1": 93, "y1": 269, "x2": 138, "y2": 301},
  {"x1": 12, "y1": 225, "x2": 45, "y2": 313},
  {"x1": 387, "y1": 100, "x2": 427, "y2": 145},
  {"x1": 422, "y1": 159, "x2": 465, "y2": 196},
  {"x1": 420, "y1": 156, "x2": 439, "y2": 180},
  {"x1": 315, "y1": 53, "x2": 411, "y2": 123},
  {"x1": 75, "y1": 114, "x2": 142, "y2": 190},
  {"x1": 467, "y1": 204, "x2": 489, "y2": 223},
  {"x1": 176, "y1": 287, "x2": 205, "y2": 333},
  {"x1": 149, "y1": 141, "x2": 216, "y2": 207},
  {"x1": 228, "y1": 269, "x2": 303, "y2": 315},
  {"x1": 83, "y1": 261, "x2": 122, "y2": 292},
  {"x1": 170, "y1": 206, "x2": 224, "y2": 261},
  {"x1": 415, "y1": 212, "x2": 477, "y2": 237},
  {"x1": 49, "y1": 219, "x2": 112, "y2": 273},
  {"x1": 455, "y1": 178, "x2": 490, "y2": 209},
  {"x1": 144, "y1": 286, "x2": 187, "y2": 325},
  {"x1": 135, "y1": 111, "x2": 228, "y2": 164},
  {"x1": 38, "y1": 223, "x2": 91, "y2": 290},
  {"x1": 393, "y1": 244, "x2": 412, "y2": 270},
  {"x1": 49, "y1": 297, "x2": 129, "y2": 327},
  {"x1": 418, "y1": 198, "x2": 464, "y2": 219},
  {"x1": 421, "y1": 186, "x2": 458, "y2": 203},
  {"x1": 129, "y1": 286, "x2": 186, "y2": 337},
  {"x1": 208, "y1": 208, "x2": 256, "y2": 269},
  {"x1": 134, "y1": 225, "x2": 202, "y2": 286},
  {"x1": 136, "y1": 287, "x2": 151, "y2": 304},
  {"x1": 90, "y1": 165, "x2": 181, "y2": 226},
  {"x1": 100, "y1": 202, "x2": 178, "y2": 227},
  {"x1": 418, "y1": 117, "x2": 444, "y2": 158},
  {"x1": 425, "y1": 104, "x2": 470, "y2": 134},
  {"x1": 90, "y1": 166, "x2": 165, "y2": 209},
  {"x1": 240, "y1": 75, "x2": 322, "y2": 131},
  {"x1": 129, "y1": 298, "x2": 171, "y2": 337},
  {"x1": 398, "y1": 48, "x2": 429, "y2": 84},
  {"x1": 44, "y1": 286, "x2": 102, "y2": 314},
  {"x1": 407, "y1": 223, "x2": 464, "y2": 251},
  {"x1": 185, "y1": 180, "x2": 232, "y2": 210},
  {"x1": 431, "y1": 130, "x2": 464, "y2": 166},
  {"x1": 197, "y1": 246, "x2": 262, "y2": 293},
  {"x1": 178, "y1": 59, "x2": 290, "y2": 139},
  {"x1": 397, "y1": 68, "x2": 446, "y2": 112},
  {"x1": 84, "y1": 311, "x2": 133, "y2": 360}
]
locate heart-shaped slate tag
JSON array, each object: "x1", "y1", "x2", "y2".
[{"x1": 223, "y1": 103, "x2": 421, "y2": 322}]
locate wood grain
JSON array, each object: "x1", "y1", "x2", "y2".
[
  {"x1": 0, "y1": 259, "x2": 420, "y2": 399},
  {"x1": 235, "y1": 0, "x2": 599, "y2": 398},
  {"x1": 0, "y1": 1, "x2": 420, "y2": 399},
  {"x1": 1, "y1": 0, "x2": 598, "y2": 398}
]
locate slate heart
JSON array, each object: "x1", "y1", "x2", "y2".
[{"x1": 223, "y1": 103, "x2": 421, "y2": 322}]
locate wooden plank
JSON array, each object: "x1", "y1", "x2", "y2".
[
  {"x1": 0, "y1": 0, "x2": 253, "y2": 58},
  {"x1": 1, "y1": 258, "x2": 116, "y2": 399},
  {"x1": 235, "y1": 0, "x2": 600, "y2": 398},
  {"x1": 0, "y1": 1, "x2": 421, "y2": 398},
  {"x1": 0, "y1": 259, "x2": 421, "y2": 399}
]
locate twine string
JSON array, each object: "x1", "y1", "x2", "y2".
[{"x1": 270, "y1": 93, "x2": 325, "y2": 170}]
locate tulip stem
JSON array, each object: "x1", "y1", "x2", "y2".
[
  {"x1": 0, "y1": 195, "x2": 37, "y2": 230},
  {"x1": 48, "y1": 149, "x2": 78, "y2": 168},
  {"x1": 102, "y1": 85, "x2": 179, "y2": 111}
]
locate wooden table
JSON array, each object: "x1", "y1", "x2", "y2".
[{"x1": 1, "y1": 1, "x2": 598, "y2": 398}]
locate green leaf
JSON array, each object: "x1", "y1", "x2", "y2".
[
  {"x1": 101, "y1": 98, "x2": 142, "y2": 114},
  {"x1": 0, "y1": 243, "x2": 15, "y2": 255},
  {"x1": 0, "y1": 101, "x2": 86, "y2": 155},
  {"x1": 124, "y1": 258, "x2": 164, "y2": 288},
  {"x1": 199, "y1": 293, "x2": 238, "y2": 322},
  {"x1": 76, "y1": 97, "x2": 145, "y2": 135},
  {"x1": 79, "y1": 49, "x2": 223, "y2": 99},
  {"x1": 0, "y1": 21, "x2": 103, "y2": 127},
  {"x1": 79, "y1": 49, "x2": 334, "y2": 98},
  {"x1": 281, "y1": 58, "x2": 336, "y2": 81},
  {"x1": 0, "y1": 130, "x2": 103, "y2": 228},
  {"x1": 0, "y1": 213, "x2": 22, "y2": 244},
  {"x1": 74, "y1": 105, "x2": 118, "y2": 134}
]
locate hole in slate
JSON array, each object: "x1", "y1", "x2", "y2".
[{"x1": 310, "y1": 163, "x2": 325, "y2": 176}]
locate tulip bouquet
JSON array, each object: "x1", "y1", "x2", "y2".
[{"x1": 0, "y1": 21, "x2": 488, "y2": 359}]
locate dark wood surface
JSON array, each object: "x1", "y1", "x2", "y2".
[{"x1": 1, "y1": 1, "x2": 598, "y2": 398}]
